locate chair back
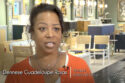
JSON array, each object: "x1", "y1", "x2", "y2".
[
  {"x1": 13, "y1": 46, "x2": 32, "y2": 63},
  {"x1": 91, "y1": 35, "x2": 110, "y2": 65},
  {"x1": 3, "y1": 41, "x2": 12, "y2": 53},
  {"x1": 0, "y1": 29, "x2": 6, "y2": 42},
  {"x1": 77, "y1": 35, "x2": 91, "y2": 44},
  {"x1": 77, "y1": 35, "x2": 91, "y2": 50},
  {"x1": 69, "y1": 31, "x2": 79, "y2": 38},
  {"x1": 94, "y1": 35, "x2": 110, "y2": 44},
  {"x1": 0, "y1": 42, "x2": 5, "y2": 70},
  {"x1": 94, "y1": 35, "x2": 110, "y2": 49},
  {"x1": 70, "y1": 36, "x2": 77, "y2": 49}
]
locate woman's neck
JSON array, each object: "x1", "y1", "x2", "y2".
[
  {"x1": 30, "y1": 49, "x2": 66, "y2": 71},
  {"x1": 35, "y1": 49, "x2": 60, "y2": 62},
  {"x1": 32, "y1": 49, "x2": 62, "y2": 70}
]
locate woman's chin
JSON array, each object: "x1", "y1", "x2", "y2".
[
  {"x1": 37, "y1": 45, "x2": 58, "y2": 53},
  {"x1": 43, "y1": 47, "x2": 58, "y2": 53},
  {"x1": 44, "y1": 49, "x2": 54, "y2": 53}
]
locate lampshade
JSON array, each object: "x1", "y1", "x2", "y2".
[
  {"x1": 99, "y1": 4, "x2": 103, "y2": 8},
  {"x1": 87, "y1": 1, "x2": 93, "y2": 6},
  {"x1": 74, "y1": 0, "x2": 79, "y2": 6},
  {"x1": 94, "y1": 1, "x2": 97, "y2": 6},
  {"x1": 105, "y1": 4, "x2": 108, "y2": 8},
  {"x1": 80, "y1": 0, "x2": 85, "y2": 6}
]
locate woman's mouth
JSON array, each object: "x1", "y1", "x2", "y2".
[{"x1": 45, "y1": 42, "x2": 55, "y2": 48}]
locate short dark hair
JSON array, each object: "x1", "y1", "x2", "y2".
[{"x1": 29, "y1": 3, "x2": 64, "y2": 33}]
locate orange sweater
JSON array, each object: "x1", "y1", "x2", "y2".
[{"x1": 5, "y1": 54, "x2": 95, "y2": 83}]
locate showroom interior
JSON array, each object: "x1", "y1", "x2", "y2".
[{"x1": 0, "y1": 0, "x2": 125, "y2": 83}]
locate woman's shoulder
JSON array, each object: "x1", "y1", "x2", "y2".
[{"x1": 10, "y1": 57, "x2": 32, "y2": 71}]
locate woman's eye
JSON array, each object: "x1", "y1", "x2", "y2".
[
  {"x1": 54, "y1": 27, "x2": 60, "y2": 31},
  {"x1": 39, "y1": 27, "x2": 46, "y2": 31}
]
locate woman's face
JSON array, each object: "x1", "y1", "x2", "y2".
[{"x1": 32, "y1": 11, "x2": 62, "y2": 53}]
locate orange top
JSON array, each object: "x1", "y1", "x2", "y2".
[{"x1": 5, "y1": 54, "x2": 95, "y2": 83}]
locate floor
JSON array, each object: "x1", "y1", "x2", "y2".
[
  {"x1": 91, "y1": 51, "x2": 125, "y2": 73},
  {"x1": 93, "y1": 50, "x2": 125, "y2": 83},
  {"x1": 94, "y1": 59, "x2": 125, "y2": 83},
  {"x1": 0, "y1": 51, "x2": 125, "y2": 83}
]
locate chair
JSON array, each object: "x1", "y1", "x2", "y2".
[
  {"x1": 68, "y1": 31, "x2": 79, "y2": 49},
  {"x1": 0, "y1": 29, "x2": 6, "y2": 42},
  {"x1": 0, "y1": 42, "x2": 5, "y2": 70},
  {"x1": 3, "y1": 41, "x2": 14, "y2": 70},
  {"x1": 69, "y1": 31, "x2": 79, "y2": 38},
  {"x1": 60, "y1": 43, "x2": 70, "y2": 52},
  {"x1": 69, "y1": 35, "x2": 91, "y2": 51},
  {"x1": 0, "y1": 41, "x2": 13, "y2": 71},
  {"x1": 3, "y1": 41, "x2": 12, "y2": 53},
  {"x1": 90, "y1": 35, "x2": 110, "y2": 65},
  {"x1": 13, "y1": 46, "x2": 33, "y2": 63},
  {"x1": 76, "y1": 35, "x2": 91, "y2": 64},
  {"x1": 70, "y1": 36, "x2": 78, "y2": 49},
  {"x1": 76, "y1": 35, "x2": 91, "y2": 51}
]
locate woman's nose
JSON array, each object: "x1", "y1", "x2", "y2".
[{"x1": 46, "y1": 28, "x2": 53, "y2": 38}]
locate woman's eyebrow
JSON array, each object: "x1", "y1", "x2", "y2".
[
  {"x1": 52, "y1": 24, "x2": 60, "y2": 26},
  {"x1": 38, "y1": 22, "x2": 48, "y2": 26}
]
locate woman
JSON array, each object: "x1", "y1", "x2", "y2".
[{"x1": 5, "y1": 3, "x2": 94, "y2": 83}]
